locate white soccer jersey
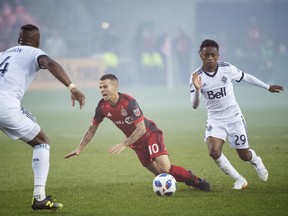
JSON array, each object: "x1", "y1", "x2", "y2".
[
  {"x1": 189, "y1": 62, "x2": 244, "y2": 120},
  {"x1": 0, "y1": 45, "x2": 47, "y2": 102}
]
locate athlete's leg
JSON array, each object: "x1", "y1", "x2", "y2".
[
  {"x1": 207, "y1": 136, "x2": 224, "y2": 160},
  {"x1": 145, "y1": 155, "x2": 170, "y2": 175},
  {"x1": 146, "y1": 155, "x2": 210, "y2": 191},
  {"x1": 1, "y1": 105, "x2": 62, "y2": 210},
  {"x1": 25, "y1": 130, "x2": 50, "y2": 202},
  {"x1": 237, "y1": 148, "x2": 268, "y2": 181},
  {"x1": 207, "y1": 136, "x2": 247, "y2": 189},
  {"x1": 25, "y1": 130, "x2": 63, "y2": 210},
  {"x1": 138, "y1": 131, "x2": 210, "y2": 191},
  {"x1": 236, "y1": 148, "x2": 251, "y2": 161},
  {"x1": 229, "y1": 116, "x2": 268, "y2": 182}
]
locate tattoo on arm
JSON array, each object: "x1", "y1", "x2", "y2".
[
  {"x1": 124, "y1": 121, "x2": 146, "y2": 146},
  {"x1": 78, "y1": 124, "x2": 97, "y2": 151}
]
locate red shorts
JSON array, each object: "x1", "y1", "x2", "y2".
[{"x1": 130, "y1": 131, "x2": 168, "y2": 167}]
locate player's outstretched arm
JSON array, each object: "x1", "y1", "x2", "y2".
[
  {"x1": 108, "y1": 120, "x2": 146, "y2": 154},
  {"x1": 268, "y1": 85, "x2": 284, "y2": 93},
  {"x1": 38, "y1": 56, "x2": 86, "y2": 109},
  {"x1": 64, "y1": 123, "x2": 98, "y2": 159},
  {"x1": 64, "y1": 149, "x2": 80, "y2": 159},
  {"x1": 70, "y1": 87, "x2": 86, "y2": 109}
]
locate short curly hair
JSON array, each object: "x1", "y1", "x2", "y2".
[{"x1": 198, "y1": 39, "x2": 219, "y2": 53}]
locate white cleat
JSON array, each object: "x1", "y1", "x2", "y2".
[
  {"x1": 254, "y1": 157, "x2": 268, "y2": 181},
  {"x1": 233, "y1": 176, "x2": 248, "y2": 190}
]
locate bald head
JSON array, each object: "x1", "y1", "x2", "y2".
[{"x1": 18, "y1": 24, "x2": 40, "y2": 48}]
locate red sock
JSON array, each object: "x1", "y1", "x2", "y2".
[{"x1": 169, "y1": 164, "x2": 198, "y2": 185}]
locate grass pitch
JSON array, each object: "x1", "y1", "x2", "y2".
[{"x1": 0, "y1": 86, "x2": 287, "y2": 216}]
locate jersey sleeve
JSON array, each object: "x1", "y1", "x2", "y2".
[
  {"x1": 92, "y1": 102, "x2": 105, "y2": 126},
  {"x1": 128, "y1": 98, "x2": 144, "y2": 124},
  {"x1": 241, "y1": 73, "x2": 269, "y2": 89},
  {"x1": 229, "y1": 63, "x2": 244, "y2": 82},
  {"x1": 32, "y1": 48, "x2": 48, "y2": 70}
]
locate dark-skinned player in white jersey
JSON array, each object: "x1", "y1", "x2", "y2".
[
  {"x1": 0, "y1": 24, "x2": 86, "y2": 210},
  {"x1": 65, "y1": 74, "x2": 211, "y2": 192},
  {"x1": 190, "y1": 39, "x2": 284, "y2": 189}
]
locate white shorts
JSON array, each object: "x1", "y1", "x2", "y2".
[
  {"x1": 204, "y1": 115, "x2": 249, "y2": 149},
  {"x1": 0, "y1": 106, "x2": 41, "y2": 142}
]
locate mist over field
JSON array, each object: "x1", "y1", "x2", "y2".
[
  {"x1": 1, "y1": 0, "x2": 288, "y2": 90},
  {"x1": 0, "y1": 1, "x2": 288, "y2": 215}
]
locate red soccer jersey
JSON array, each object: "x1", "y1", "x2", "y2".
[{"x1": 92, "y1": 93, "x2": 159, "y2": 142}]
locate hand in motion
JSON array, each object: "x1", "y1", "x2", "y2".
[
  {"x1": 108, "y1": 143, "x2": 127, "y2": 154},
  {"x1": 71, "y1": 88, "x2": 86, "y2": 109},
  {"x1": 269, "y1": 85, "x2": 284, "y2": 93},
  {"x1": 192, "y1": 72, "x2": 202, "y2": 90},
  {"x1": 64, "y1": 149, "x2": 81, "y2": 159}
]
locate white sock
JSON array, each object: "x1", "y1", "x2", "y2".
[
  {"x1": 214, "y1": 153, "x2": 241, "y2": 180},
  {"x1": 249, "y1": 149, "x2": 259, "y2": 165},
  {"x1": 32, "y1": 144, "x2": 50, "y2": 201},
  {"x1": 249, "y1": 149, "x2": 265, "y2": 169}
]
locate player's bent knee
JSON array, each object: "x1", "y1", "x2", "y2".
[
  {"x1": 209, "y1": 151, "x2": 221, "y2": 160},
  {"x1": 27, "y1": 132, "x2": 50, "y2": 147},
  {"x1": 158, "y1": 167, "x2": 170, "y2": 174}
]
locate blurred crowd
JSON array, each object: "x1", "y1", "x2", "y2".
[
  {"x1": 229, "y1": 16, "x2": 287, "y2": 84},
  {"x1": 0, "y1": 0, "x2": 287, "y2": 86},
  {"x1": 0, "y1": 0, "x2": 35, "y2": 51}
]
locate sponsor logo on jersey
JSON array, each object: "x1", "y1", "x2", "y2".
[
  {"x1": 114, "y1": 117, "x2": 133, "y2": 125},
  {"x1": 133, "y1": 108, "x2": 141, "y2": 117},
  {"x1": 114, "y1": 120, "x2": 125, "y2": 125},
  {"x1": 107, "y1": 112, "x2": 112, "y2": 117},
  {"x1": 207, "y1": 87, "x2": 227, "y2": 99},
  {"x1": 124, "y1": 116, "x2": 133, "y2": 124}
]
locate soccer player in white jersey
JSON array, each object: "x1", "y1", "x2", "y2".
[
  {"x1": 0, "y1": 24, "x2": 86, "y2": 210},
  {"x1": 189, "y1": 39, "x2": 284, "y2": 190}
]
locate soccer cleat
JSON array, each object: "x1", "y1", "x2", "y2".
[
  {"x1": 254, "y1": 157, "x2": 268, "y2": 181},
  {"x1": 186, "y1": 171, "x2": 211, "y2": 191},
  {"x1": 31, "y1": 195, "x2": 63, "y2": 210},
  {"x1": 233, "y1": 176, "x2": 248, "y2": 190},
  {"x1": 194, "y1": 178, "x2": 211, "y2": 192}
]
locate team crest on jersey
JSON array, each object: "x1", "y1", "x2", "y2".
[
  {"x1": 133, "y1": 108, "x2": 141, "y2": 117},
  {"x1": 121, "y1": 107, "x2": 128, "y2": 116},
  {"x1": 221, "y1": 76, "x2": 228, "y2": 84}
]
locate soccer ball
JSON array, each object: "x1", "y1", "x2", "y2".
[{"x1": 152, "y1": 173, "x2": 177, "y2": 196}]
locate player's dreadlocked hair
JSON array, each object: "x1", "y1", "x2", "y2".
[
  {"x1": 100, "y1": 74, "x2": 118, "y2": 82},
  {"x1": 198, "y1": 39, "x2": 219, "y2": 54}
]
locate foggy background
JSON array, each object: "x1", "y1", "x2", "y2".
[{"x1": 1, "y1": 0, "x2": 287, "y2": 89}]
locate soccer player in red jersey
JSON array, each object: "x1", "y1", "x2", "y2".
[{"x1": 65, "y1": 74, "x2": 210, "y2": 191}]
